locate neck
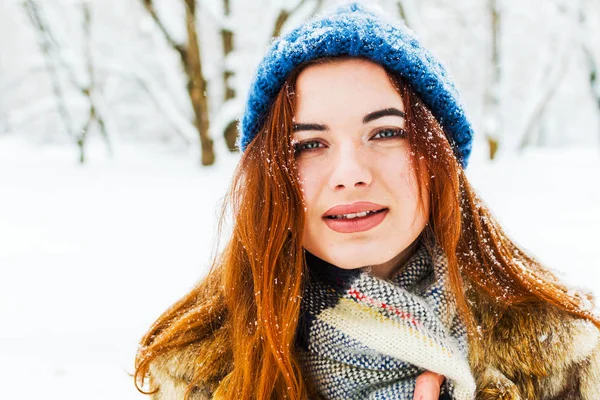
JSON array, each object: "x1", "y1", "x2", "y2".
[{"x1": 366, "y1": 237, "x2": 421, "y2": 279}]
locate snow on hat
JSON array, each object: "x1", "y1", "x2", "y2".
[{"x1": 238, "y1": 2, "x2": 474, "y2": 168}]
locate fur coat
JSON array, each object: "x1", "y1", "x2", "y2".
[{"x1": 146, "y1": 286, "x2": 600, "y2": 400}]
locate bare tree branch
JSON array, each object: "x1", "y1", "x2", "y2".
[
  {"x1": 272, "y1": 0, "x2": 323, "y2": 38},
  {"x1": 24, "y1": 0, "x2": 75, "y2": 139},
  {"x1": 77, "y1": 2, "x2": 112, "y2": 163},
  {"x1": 517, "y1": 51, "x2": 570, "y2": 150},
  {"x1": 518, "y1": 0, "x2": 577, "y2": 151},
  {"x1": 24, "y1": 1, "x2": 115, "y2": 162},
  {"x1": 141, "y1": 0, "x2": 188, "y2": 60}
]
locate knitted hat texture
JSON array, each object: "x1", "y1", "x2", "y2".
[{"x1": 239, "y1": 2, "x2": 474, "y2": 167}]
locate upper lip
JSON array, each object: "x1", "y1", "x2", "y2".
[{"x1": 322, "y1": 201, "x2": 388, "y2": 217}]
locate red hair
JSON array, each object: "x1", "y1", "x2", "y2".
[{"x1": 135, "y1": 57, "x2": 599, "y2": 399}]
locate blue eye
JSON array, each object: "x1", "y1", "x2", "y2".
[
  {"x1": 293, "y1": 140, "x2": 324, "y2": 155},
  {"x1": 372, "y1": 128, "x2": 406, "y2": 140}
]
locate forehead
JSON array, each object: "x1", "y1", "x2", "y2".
[{"x1": 294, "y1": 58, "x2": 404, "y2": 121}]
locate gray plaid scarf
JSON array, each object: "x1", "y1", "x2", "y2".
[{"x1": 297, "y1": 242, "x2": 476, "y2": 399}]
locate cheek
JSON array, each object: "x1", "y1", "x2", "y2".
[
  {"x1": 378, "y1": 153, "x2": 423, "y2": 206},
  {"x1": 297, "y1": 165, "x2": 324, "y2": 247},
  {"x1": 407, "y1": 169, "x2": 429, "y2": 224},
  {"x1": 296, "y1": 165, "x2": 320, "y2": 217},
  {"x1": 376, "y1": 152, "x2": 411, "y2": 187},
  {"x1": 297, "y1": 159, "x2": 325, "y2": 195}
]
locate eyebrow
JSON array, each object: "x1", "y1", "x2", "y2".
[
  {"x1": 363, "y1": 108, "x2": 405, "y2": 123},
  {"x1": 292, "y1": 107, "x2": 405, "y2": 132}
]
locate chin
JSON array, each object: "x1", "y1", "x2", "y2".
[{"x1": 329, "y1": 257, "x2": 367, "y2": 270}]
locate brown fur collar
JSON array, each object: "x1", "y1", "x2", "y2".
[
  {"x1": 147, "y1": 288, "x2": 600, "y2": 399},
  {"x1": 467, "y1": 288, "x2": 600, "y2": 399}
]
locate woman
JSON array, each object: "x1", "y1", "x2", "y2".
[{"x1": 134, "y1": 3, "x2": 600, "y2": 399}]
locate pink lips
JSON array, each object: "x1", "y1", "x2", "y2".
[{"x1": 323, "y1": 201, "x2": 388, "y2": 234}]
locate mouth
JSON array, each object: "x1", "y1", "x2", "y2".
[
  {"x1": 322, "y1": 202, "x2": 389, "y2": 233},
  {"x1": 324, "y1": 208, "x2": 388, "y2": 220}
]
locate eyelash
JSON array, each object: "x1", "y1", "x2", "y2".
[{"x1": 293, "y1": 128, "x2": 407, "y2": 155}]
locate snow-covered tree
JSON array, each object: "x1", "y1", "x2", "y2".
[{"x1": 2, "y1": 0, "x2": 598, "y2": 165}]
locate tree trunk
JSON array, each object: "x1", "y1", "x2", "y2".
[
  {"x1": 184, "y1": 0, "x2": 214, "y2": 165},
  {"x1": 484, "y1": 0, "x2": 501, "y2": 160},
  {"x1": 271, "y1": 1, "x2": 323, "y2": 38},
  {"x1": 222, "y1": 0, "x2": 238, "y2": 151},
  {"x1": 579, "y1": 7, "x2": 600, "y2": 146},
  {"x1": 272, "y1": 9, "x2": 290, "y2": 38},
  {"x1": 583, "y1": 46, "x2": 600, "y2": 113},
  {"x1": 142, "y1": 0, "x2": 215, "y2": 165},
  {"x1": 397, "y1": 1, "x2": 409, "y2": 26}
]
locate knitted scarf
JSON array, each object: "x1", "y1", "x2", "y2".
[{"x1": 297, "y1": 241, "x2": 476, "y2": 400}]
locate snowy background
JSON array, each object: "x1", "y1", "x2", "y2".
[{"x1": 1, "y1": 0, "x2": 599, "y2": 399}]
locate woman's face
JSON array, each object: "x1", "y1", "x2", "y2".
[{"x1": 292, "y1": 58, "x2": 429, "y2": 277}]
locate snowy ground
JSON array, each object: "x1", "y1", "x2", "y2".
[{"x1": 1, "y1": 136, "x2": 598, "y2": 399}]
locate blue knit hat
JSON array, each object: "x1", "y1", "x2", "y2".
[{"x1": 239, "y1": 2, "x2": 474, "y2": 168}]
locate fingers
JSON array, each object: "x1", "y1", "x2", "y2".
[{"x1": 412, "y1": 371, "x2": 445, "y2": 400}]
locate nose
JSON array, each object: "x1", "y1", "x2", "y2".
[{"x1": 328, "y1": 144, "x2": 372, "y2": 190}]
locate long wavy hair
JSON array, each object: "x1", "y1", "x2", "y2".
[{"x1": 134, "y1": 57, "x2": 600, "y2": 399}]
